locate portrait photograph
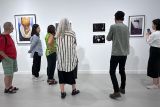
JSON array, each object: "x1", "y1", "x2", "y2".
[
  {"x1": 93, "y1": 35, "x2": 105, "y2": 43},
  {"x1": 93, "y1": 23, "x2": 105, "y2": 32},
  {"x1": 129, "y1": 15, "x2": 145, "y2": 37},
  {"x1": 15, "y1": 14, "x2": 36, "y2": 44}
]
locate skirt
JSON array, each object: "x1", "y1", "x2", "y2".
[
  {"x1": 58, "y1": 65, "x2": 78, "y2": 85},
  {"x1": 147, "y1": 46, "x2": 160, "y2": 78}
]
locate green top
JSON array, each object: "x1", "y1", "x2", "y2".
[
  {"x1": 45, "y1": 33, "x2": 56, "y2": 56},
  {"x1": 107, "y1": 23, "x2": 129, "y2": 56}
]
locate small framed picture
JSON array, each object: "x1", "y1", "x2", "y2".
[
  {"x1": 55, "y1": 23, "x2": 59, "y2": 31},
  {"x1": 128, "y1": 15, "x2": 145, "y2": 37},
  {"x1": 14, "y1": 14, "x2": 36, "y2": 44},
  {"x1": 93, "y1": 23, "x2": 105, "y2": 32},
  {"x1": 93, "y1": 35, "x2": 105, "y2": 43},
  {"x1": 0, "y1": 25, "x2": 1, "y2": 34}
]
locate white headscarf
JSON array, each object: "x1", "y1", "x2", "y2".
[{"x1": 56, "y1": 18, "x2": 71, "y2": 37}]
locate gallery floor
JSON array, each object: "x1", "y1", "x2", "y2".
[{"x1": 0, "y1": 74, "x2": 159, "y2": 107}]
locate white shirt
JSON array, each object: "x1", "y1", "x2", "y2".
[
  {"x1": 147, "y1": 31, "x2": 160, "y2": 48},
  {"x1": 56, "y1": 31, "x2": 78, "y2": 72}
]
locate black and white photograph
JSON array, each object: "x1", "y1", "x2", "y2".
[
  {"x1": 93, "y1": 23, "x2": 105, "y2": 32},
  {"x1": 129, "y1": 15, "x2": 145, "y2": 37},
  {"x1": 93, "y1": 35, "x2": 105, "y2": 43}
]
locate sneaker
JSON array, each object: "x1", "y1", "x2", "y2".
[
  {"x1": 32, "y1": 75, "x2": 36, "y2": 79},
  {"x1": 146, "y1": 84, "x2": 159, "y2": 89},
  {"x1": 61, "y1": 92, "x2": 66, "y2": 99},
  {"x1": 120, "y1": 88, "x2": 125, "y2": 94},
  {"x1": 33, "y1": 76, "x2": 44, "y2": 82},
  {"x1": 109, "y1": 92, "x2": 121, "y2": 99}
]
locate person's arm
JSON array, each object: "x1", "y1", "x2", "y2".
[
  {"x1": 48, "y1": 34, "x2": 54, "y2": 49},
  {"x1": 146, "y1": 32, "x2": 154, "y2": 44},
  {"x1": 106, "y1": 25, "x2": 113, "y2": 41},
  {"x1": 28, "y1": 36, "x2": 39, "y2": 53},
  {"x1": 0, "y1": 37, "x2": 9, "y2": 58}
]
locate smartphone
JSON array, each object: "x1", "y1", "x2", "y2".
[{"x1": 147, "y1": 28, "x2": 151, "y2": 34}]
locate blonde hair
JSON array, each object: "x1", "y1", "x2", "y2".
[
  {"x1": 56, "y1": 18, "x2": 71, "y2": 37},
  {"x1": 3, "y1": 22, "x2": 13, "y2": 31}
]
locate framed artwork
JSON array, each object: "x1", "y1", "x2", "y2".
[
  {"x1": 14, "y1": 14, "x2": 36, "y2": 44},
  {"x1": 55, "y1": 23, "x2": 59, "y2": 31},
  {"x1": 93, "y1": 23, "x2": 105, "y2": 32},
  {"x1": 93, "y1": 35, "x2": 105, "y2": 43},
  {"x1": 0, "y1": 25, "x2": 1, "y2": 34},
  {"x1": 129, "y1": 15, "x2": 145, "y2": 37}
]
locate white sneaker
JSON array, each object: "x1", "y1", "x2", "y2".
[
  {"x1": 32, "y1": 75, "x2": 36, "y2": 79},
  {"x1": 32, "y1": 75, "x2": 44, "y2": 81},
  {"x1": 146, "y1": 84, "x2": 159, "y2": 89}
]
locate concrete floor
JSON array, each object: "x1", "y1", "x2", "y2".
[{"x1": 0, "y1": 74, "x2": 160, "y2": 107}]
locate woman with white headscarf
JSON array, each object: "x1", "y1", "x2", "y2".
[{"x1": 56, "y1": 18, "x2": 80, "y2": 99}]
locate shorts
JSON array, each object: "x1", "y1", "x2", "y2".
[{"x1": 2, "y1": 57, "x2": 18, "y2": 76}]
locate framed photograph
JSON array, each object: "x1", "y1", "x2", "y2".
[
  {"x1": 0, "y1": 25, "x2": 1, "y2": 34},
  {"x1": 14, "y1": 14, "x2": 36, "y2": 44},
  {"x1": 93, "y1": 23, "x2": 105, "y2": 32},
  {"x1": 55, "y1": 23, "x2": 59, "y2": 31},
  {"x1": 129, "y1": 15, "x2": 145, "y2": 37},
  {"x1": 93, "y1": 35, "x2": 105, "y2": 43}
]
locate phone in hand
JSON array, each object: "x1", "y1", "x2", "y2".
[{"x1": 147, "y1": 28, "x2": 151, "y2": 34}]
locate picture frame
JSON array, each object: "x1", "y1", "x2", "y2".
[
  {"x1": 14, "y1": 14, "x2": 36, "y2": 44},
  {"x1": 93, "y1": 35, "x2": 105, "y2": 43},
  {"x1": 128, "y1": 15, "x2": 145, "y2": 37},
  {"x1": 93, "y1": 23, "x2": 105, "y2": 32},
  {"x1": 0, "y1": 25, "x2": 1, "y2": 34}
]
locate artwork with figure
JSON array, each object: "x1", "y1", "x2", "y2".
[
  {"x1": 129, "y1": 15, "x2": 145, "y2": 37},
  {"x1": 15, "y1": 14, "x2": 36, "y2": 43},
  {"x1": 93, "y1": 35, "x2": 105, "y2": 43},
  {"x1": 93, "y1": 23, "x2": 105, "y2": 32}
]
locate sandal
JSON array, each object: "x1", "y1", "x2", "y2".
[
  {"x1": 47, "y1": 79, "x2": 57, "y2": 85},
  {"x1": 4, "y1": 87, "x2": 16, "y2": 94},
  {"x1": 11, "y1": 86, "x2": 19, "y2": 91},
  {"x1": 71, "y1": 89, "x2": 80, "y2": 95}
]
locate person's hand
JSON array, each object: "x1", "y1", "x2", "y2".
[
  {"x1": 28, "y1": 50, "x2": 31, "y2": 53},
  {"x1": 145, "y1": 32, "x2": 150, "y2": 37},
  {"x1": 4, "y1": 57, "x2": 12, "y2": 64}
]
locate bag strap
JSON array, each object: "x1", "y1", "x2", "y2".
[{"x1": 0, "y1": 34, "x2": 7, "y2": 46}]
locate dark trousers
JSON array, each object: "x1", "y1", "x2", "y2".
[
  {"x1": 32, "y1": 52, "x2": 41, "y2": 77},
  {"x1": 109, "y1": 56, "x2": 127, "y2": 93},
  {"x1": 47, "y1": 52, "x2": 57, "y2": 80}
]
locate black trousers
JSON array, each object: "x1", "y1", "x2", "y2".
[
  {"x1": 109, "y1": 56, "x2": 127, "y2": 93},
  {"x1": 47, "y1": 52, "x2": 57, "y2": 80},
  {"x1": 32, "y1": 52, "x2": 41, "y2": 77}
]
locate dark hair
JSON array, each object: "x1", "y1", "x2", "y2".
[
  {"x1": 152, "y1": 19, "x2": 160, "y2": 30},
  {"x1": 31, "y1": 24, "x2": 40, "y2": 36},
  {"x1": 115, "y1": 11, "x2": 125, "y2": 21},
  {"x1": 47, "y1": 25, "x2": 56, "y2": 35}
]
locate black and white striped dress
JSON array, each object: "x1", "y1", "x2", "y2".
[{"x1": 56, "y1": 31, "x2": 78, "y2": 84}]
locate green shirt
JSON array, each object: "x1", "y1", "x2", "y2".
[
  {"x1": 45, "y1": 33, "x2": 56, "y2": 56},
  {"x1": 107, "y1": 23, "x2": 129, "y2": 56}
]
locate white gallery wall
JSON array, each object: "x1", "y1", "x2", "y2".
[{"x1": 0, "y1": 0, "x2": 160, "y2": 74}]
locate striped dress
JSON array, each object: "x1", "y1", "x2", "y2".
[{"x1": 56, "y1": 30, "x2": 78, "y2": 72}]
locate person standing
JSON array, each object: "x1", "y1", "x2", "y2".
[
  {"x1": 146, "y1": 19, "x2": 160, "y2": 89},
  {"x1": 107, "y1": 11, "x2": 129, "y2": 99},
  {"x1": 45, "y1": 25, "x2": 57, "y2": 85},
  {"x1": 28, "y1": 24, "x2": 43, "y2": 80},
  {"x1": 0, "y1": 22, "x2": 19, "y2": 93},
  {"x1": 56, "y1": 18, "x2": 80, "y2": 99}
]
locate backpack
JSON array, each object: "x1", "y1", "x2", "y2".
[{"x1": 0, "y1": 34, "x2": 7, "y2": 63}]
